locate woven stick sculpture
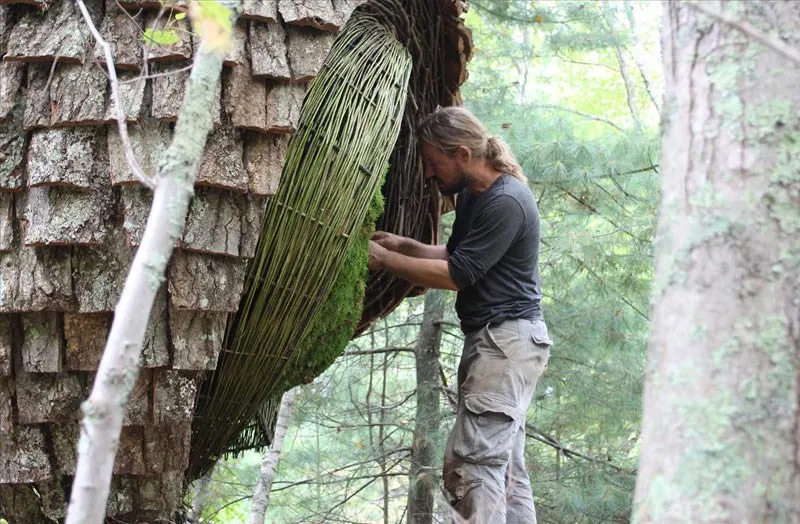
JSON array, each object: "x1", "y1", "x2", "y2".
[
  {"x1": 358, "y1": 0, "x2": 470, "y2": 330},
  {"x1": 190, "y1": 12, "x2": 412, "y2": 475}
]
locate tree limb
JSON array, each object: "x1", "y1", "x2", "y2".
[
  {"x1": 343, "y1": 346, "x2": 416, "y2": 357},
  {"x1": 685, "y1": 1, "x2": 800, "y2": 66},
  {"x1": 525, "y1": 423, "x2": 635, "y2": 474},
  {"x1": 532, "y1": 104, "x2": 625, "y2": 132}
]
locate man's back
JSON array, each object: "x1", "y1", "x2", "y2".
[{"x1": 446, "y1": 174, "x2": 543, "y2": 332}]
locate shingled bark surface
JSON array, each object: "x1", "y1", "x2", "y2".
[{"x1": 0, "y1": 0, "x2": 471, "y2": 521}]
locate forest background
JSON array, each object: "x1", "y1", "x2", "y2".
[{"x1": 195, "y1": 1, "x2": 663, "y2": 522}]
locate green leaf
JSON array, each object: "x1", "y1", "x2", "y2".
[
  {"x1": 175, "y1": 12, "x2": 186, "y2": 20},
  {"x1": 143, "y1": 28, "x2": 180, "y2": 46}
]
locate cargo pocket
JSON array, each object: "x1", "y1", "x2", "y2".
[
  {"x1": 530, "y1": 320, "x2": 553, "y2": 348},
  {"x1": 528, "y1": 320, "x2": 552, "y2": 374},
  {"x1": 452, "y1": 393, "x2": 520, "y2": 466}
]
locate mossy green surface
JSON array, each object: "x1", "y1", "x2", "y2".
[{"x1": 274, "y1": 184, "x2": 385, "y2": 393}]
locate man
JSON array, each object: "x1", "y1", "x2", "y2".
[{"x1": 368, "y1": 106, "x2": 552, "y2": 523}]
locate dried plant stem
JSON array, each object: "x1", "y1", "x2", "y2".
[{"x1": 76, "y1": 0, "x2": 155, "y2": 190}]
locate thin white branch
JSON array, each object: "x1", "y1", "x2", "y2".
[
  {"x1": 685, "y1": 1, "x2": 800, "y2": 66},
  {"x1": 66, "y1": 2, "x2": 242, "y2": 521},
  {"x1": 76, "y1": 0, "x2": 156, "y2": 190},
  {"x1": 248, "y1": 388, "x2": 299, "y2": 524}
]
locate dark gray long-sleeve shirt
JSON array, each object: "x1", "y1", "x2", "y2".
[{"x1": 446, "y1": 174, "x2": 543, "y2": 333}]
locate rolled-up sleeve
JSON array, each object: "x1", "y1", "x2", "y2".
[{"x1": 447, "y1": 194, "x2": 524, "y2": 289}]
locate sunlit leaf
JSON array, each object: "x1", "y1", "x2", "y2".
[{"x1": 143, "y1": 28, "x2": 180, "y2": 46}]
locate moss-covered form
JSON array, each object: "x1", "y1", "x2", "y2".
[{"x1": 275, "y1": 185, "x2": 384, "y2": 392}]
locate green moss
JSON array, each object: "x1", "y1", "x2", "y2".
[
  {"x1": 275, "y1": 181, "x2": 385, "y2": 393},
  {"x1": 643, "y1": 316, "x2": 797, "y2": 522}
]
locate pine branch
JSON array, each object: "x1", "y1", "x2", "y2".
[
  {"x1": 354, "y1": 321, "x2": 422, "y2": 339},
  {"x1": 270, "y1": 448, "x2": 412, "y2": 493},
  {"x1": 525, "y1": 423, "x2": 635, "y2": 474},
  {"x1": 343, "y1": 346, "x2": 415, "y2": 357},
  {"x1": 547, "y1": 53, "x2": 621, "y2": 73},
  {"x1": 532, "y1": 104, "x2": 625, "y2": 132}
]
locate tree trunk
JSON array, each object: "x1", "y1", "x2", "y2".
[
  {"x1": 65, "y1": 3, "x2": 242, "y2": 523},
  {"x1": 407, "y1": 289, "x2": 445, "y2": 524},
  {"x1": 379, "y1": 347, "x2": 390, "y2": 524},
  {"x1": 248, "y1": 387, "x2": 299, "y2": 524},
  {"x1": 634, "y1": 2, "x2": 800, "y2": 522}
]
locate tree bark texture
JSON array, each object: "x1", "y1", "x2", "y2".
[
  {"x1": 248, "y1": 387, "x2": 298, "y2": 524},
  {"x1": 65, "y1": 4, "x2": 242, "y2": 523},
  {"x1": 634, "y1": 2, "x2": 800, "y2": 522},
  {"x1": 407, "y1": 289, "x2": 445, "y2": 524}
]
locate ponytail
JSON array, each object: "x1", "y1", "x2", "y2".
[{"x1": 486, "y1": 136, "x2": 526, "y2": 183}]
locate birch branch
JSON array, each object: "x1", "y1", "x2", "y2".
[
  {"x1": 189, "y1": 465, "x2": 215, "y2": 523},
  {"x1": 76, "y1": 0, "x2": 155, "y2": 190},
  {"x1": 65, "y1": 3, "x2": 242, "y2": 523},
  {"x1": 248, "y1": 388, "x2": 299, "y2": 524}
]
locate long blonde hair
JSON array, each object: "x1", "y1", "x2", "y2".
[{"x1": 418, "y1": 106, "x2": 527, "y2": 183}]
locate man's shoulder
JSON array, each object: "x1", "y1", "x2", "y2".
[
  {"x1": 499, "y1": 174, "x2": 533, "y2": 198},
  {"x1": 487, "y1": 175, "x2": 534, "y2": 209}
]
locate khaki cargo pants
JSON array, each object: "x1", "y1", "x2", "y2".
[{"x1": 444, "y1": 319, "x2": 552, "y2": 524}]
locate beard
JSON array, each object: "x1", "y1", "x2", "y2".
[{"x1": 435, "y1": 172, "x2": 468, "y2": 196}]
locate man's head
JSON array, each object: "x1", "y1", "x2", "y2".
[
  {"x1": 417, "y1": 106, "x2": 526, "y2": 195},
  {"x1": 420, "y1": 139, "x2": 470, "y2": 196}
]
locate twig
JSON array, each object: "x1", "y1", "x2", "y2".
[
  {"x1": 119, "y1": 63, "x2": 193, "y2": 83},
  {"x1": 532, "y1": 104, "x2": 625, "y2": 132},
  {"x1": 76, "y1": 0, "x2": 156, "y2": 190},
  {"x1": 343, "y1": 346, "x2": 415, "y2": 357},
  {"x1": 685, "y1": 1, "x2": 800, "y2": 66},
  {"x1": 525, "y1": 423, "x2": 634, "y2": 474},
  {"x1": 270, "y1": 448, "x2": 412, "y2": 493},
  {"x1": 45, "y1": 55, "x2": 61, "y2": 90}
]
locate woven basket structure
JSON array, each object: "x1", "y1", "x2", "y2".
[
  {"x1": 358, "y1": 0, "x2": 470, "y2": 330},
  {"x1": 190, "y1": 10, "x2": 412, "y2": 475}
]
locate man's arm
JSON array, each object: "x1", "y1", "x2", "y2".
[
  {"x1": 369, "y1": 241, "x2": 458, "y2": 291},
  {"x1": 372, "y1": 231, "x2": 449, "y2": 260}
]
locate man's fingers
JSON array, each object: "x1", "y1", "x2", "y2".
[{"x1": 367, "y1": 240, "x2": 383, "y2": 270}]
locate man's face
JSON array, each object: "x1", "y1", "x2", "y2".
[{"x1": 422, "y1": 141, "x2": 467, "y2": 196}]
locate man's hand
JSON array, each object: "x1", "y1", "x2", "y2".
[
  {"x1": 368, "y1": 240, "x2": 388, "y2": 270},
  {"x1": 371, "y1": 231, "x2": 403, "y2": 252}
]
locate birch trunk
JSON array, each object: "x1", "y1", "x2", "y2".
[
  {"x1": 407, "y1": 289, "x2": 445, "y2": 524},
  {"x1": 248, "y1": 387, "x2": 299, "y2": 524},
  {"x1": 65, "y1": 3, "x2": 242, "y2": 523},
  {"x1": 634, "y1": 1, "x2": 800, "y2": 522},
  {"x1": 189, "y1": 466, "x2": 215, "y2": 523}
]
